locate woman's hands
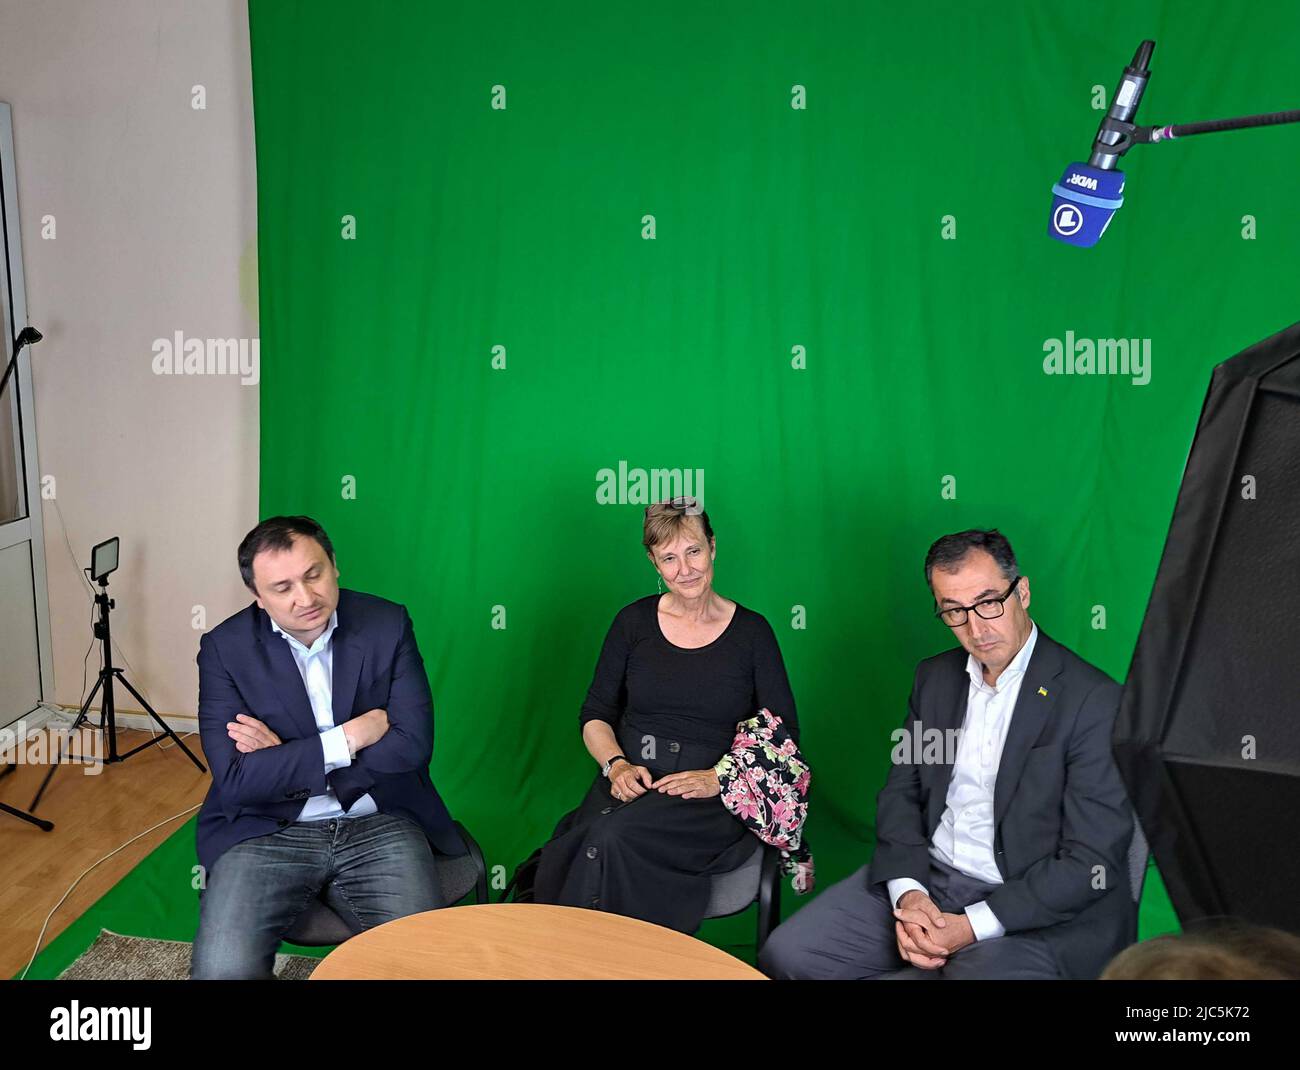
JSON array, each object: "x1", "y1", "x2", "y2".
[
  {"x1": 607, "y1": 762, "x2": 721, "y2": 801},
  {"x1": 655, "y1": 769, "x2": 728, "y2": 800},
  {"x1": 650, "y1": 768, "x2": 721, "y2": 799},
  {"x1": 608, "y1": 760, "x2": 653, "y2": 801}
]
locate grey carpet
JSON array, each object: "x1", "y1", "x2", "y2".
[{"x1": 57, "y1": 929, "x2": 320, "y2": 980}]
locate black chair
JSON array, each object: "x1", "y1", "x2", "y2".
[
  {"x1": 702, "y1": 839, "x2": 783, "y2": 950},
  {"x1": 283, "y1": 820, "x2": 488, "y2": 947}
]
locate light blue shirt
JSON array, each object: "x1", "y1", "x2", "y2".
[
  {"x1": 270, "y1": 609, "x2": 377, "y2": 822},
  {"x1": 887, "y1": 622, "x2": 1039, "y2": 942}
]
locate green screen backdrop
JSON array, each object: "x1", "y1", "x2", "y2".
[{"x1": 244, "y1": 0, "x2": 1300, "y2": 958}]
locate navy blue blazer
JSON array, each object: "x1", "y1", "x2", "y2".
[
  {"x1": 867, "y1": 629, "x2": 1137, "y2": 980},
  {"x1": 195, "y1": 587, "x2": 465, "y2": 875}
]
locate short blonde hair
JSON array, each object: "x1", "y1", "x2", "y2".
[{"x1": 643, "y1": 497, "x2": 714, "y2": 554}]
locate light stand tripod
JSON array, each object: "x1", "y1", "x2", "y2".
[{"x1": 28, "y1": 571, "x2": 207, "y2": 812}]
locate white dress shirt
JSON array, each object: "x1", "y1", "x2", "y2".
[
  {"x1": 888, "y1": 622, "x2": 1039, "y2": 942},
  {"x1": 269, "y1": 609, "x2": 377, "y2": 822}
]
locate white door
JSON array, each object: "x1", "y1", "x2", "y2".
[{"x1": 0, "y1": 102, "x2": 54, "y2": 730}]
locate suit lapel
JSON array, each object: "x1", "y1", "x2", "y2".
[
  {"x1": 254, "y1": 607, "x2": 320, "y2": 739},
  {"x1": 993, "y1": 629, "x2": 1065, "y2": 825},
  {"x1": 252, "y1": 590, "x2": 365, "y2": 738},
  {"x1": 924, "y1": 653, "x2": 969, "y2": 827},
  {"x1": 330, "y1": 593, "x2": 364, "y2": 725}
]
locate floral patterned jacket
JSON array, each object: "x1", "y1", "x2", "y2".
[{"x1": 713, "y1": 708, "x2": 815, "y2": 894}]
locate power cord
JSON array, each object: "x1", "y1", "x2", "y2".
[
  {"x1": 14, "y1": 503, "x2": 211, "y2": 979},
  {"x1": 17, "y1": 801, "x2": 201, "y2": 980}
]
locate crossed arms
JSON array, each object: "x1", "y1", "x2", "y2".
[{"x1": 196, "y1": 609, "x2": 434, "y2": 814}]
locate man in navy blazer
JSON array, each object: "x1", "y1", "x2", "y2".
[
  {"x1": 190, "y1": 515, "x2": 464, "y2": 979},
  {"x1": 759, "y1": 529, "x2": 1137, "y2": 980}
]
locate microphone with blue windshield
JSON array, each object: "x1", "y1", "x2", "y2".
[
  {"x1": 1049, "y1": 41, "x2": 1153, "y2": 247},
  {"x1": 1049, "y1": 39, "x2": 1300, "y2": 247}
]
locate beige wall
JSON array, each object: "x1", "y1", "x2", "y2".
[{"x1": 0, "y1": 0, "x2": 259, "y2": 719}]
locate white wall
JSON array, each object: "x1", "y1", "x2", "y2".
[{"x1": 0, "y1": 0, "x2": 259, "y2": 719}]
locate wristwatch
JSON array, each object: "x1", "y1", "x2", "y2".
[{"x1": 601, "y1": 754, "x2": 629, "y2": 778}]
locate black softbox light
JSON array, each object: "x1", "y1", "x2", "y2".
[{"x1": 1115, "y1": 318, "x2": 1300, "y2": 933}]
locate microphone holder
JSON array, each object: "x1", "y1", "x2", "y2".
[
  {"x1": 1087, "y1": 39, "x2": 1300, "y2": 167},
  {"x1": 1092, "y1": 108, "x2": 1300, "y2": 164}
]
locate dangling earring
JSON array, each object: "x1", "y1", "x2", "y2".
[{"x1": 657, "y1": 574, "x2": 663, "y2": 594}]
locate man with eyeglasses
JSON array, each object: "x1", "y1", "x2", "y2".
[{"x1": 759, "y1": 528, "x2": 1136, "y2": 979}]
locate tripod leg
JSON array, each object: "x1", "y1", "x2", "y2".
[
  {"x1": 0, "y1": 801, "x2": 54, "y2": 832},
  {"x1": 29, "y1": 675, "x2": 105, "y2": 812},
  {"x1": 65, "y1": 685, "x2": 99, "y2": 732},
  {"x1": 29, "y1": 747, "x2": 63, "y2": 812},
  {"x1": 3, "y1": 763, "x2": 55, "y2": 830},
  {"x1": 115, "y1": 671, "x2": 207, "y2": 773}
]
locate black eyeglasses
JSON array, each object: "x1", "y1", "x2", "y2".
[{"x1": 934, "y1": 576, "x2": 1022, "y2": 627}]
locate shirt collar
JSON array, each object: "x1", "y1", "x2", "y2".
[
  {"x1": 966, "y1": 621, "x2": 1038, "y2": 693},
  {"x1": 270, "y1": 608, "x2": 338, "y2": 656}
]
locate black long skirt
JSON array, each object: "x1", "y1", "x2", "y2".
[{"x1": 533, "y1": 753, "x2": 757, "y2": 934}]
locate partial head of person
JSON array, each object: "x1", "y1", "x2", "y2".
[
  {"x1": 1102, "y1": 921, "x2": 1300, "y2": 980},
  {"x1": 925, "y1": 528, "x2": 1032, "y2": 684},
  {"x1": 644, "y1": 497, "x2": 715, "y2": 603},
  {"x1": 237, "y1": 515, "x2": 340, "y2": 645}
]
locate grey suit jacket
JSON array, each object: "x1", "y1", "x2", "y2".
[{"x1": 867, "y1": 628, "x2": 1136, "y2": 979}]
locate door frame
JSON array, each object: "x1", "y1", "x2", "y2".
[{"x1": 0, "y1": 101, "x2": 55, "y2": 724}]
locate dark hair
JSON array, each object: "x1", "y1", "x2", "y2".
[
  {"x1": 924, "y1": 528, "x2": 1018, "y2": 589},
  {"x1": 237, "y1": 515, "x2": 335, "y2": 592}
]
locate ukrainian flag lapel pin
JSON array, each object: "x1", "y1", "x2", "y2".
[{"x1": 1037, "y1": 686, "x2": 1049, "y2": 697}]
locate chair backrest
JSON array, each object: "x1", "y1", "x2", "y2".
[{"x1": 437, "y1": 850, "x2": 480, "y2": 905}]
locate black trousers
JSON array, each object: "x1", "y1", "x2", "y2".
[{"x1": 533, "y1": 724, "x2": 754, "y2": 933}]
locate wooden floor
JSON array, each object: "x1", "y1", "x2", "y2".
[{"x1": 0, "y1": 725, "x2": 209, "y2": 979}]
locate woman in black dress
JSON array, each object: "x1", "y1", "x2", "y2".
[{"x1": 533, "y1": 497, "x2": 799, "y2": 933}]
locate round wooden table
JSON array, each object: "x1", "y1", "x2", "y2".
[{"x1": 308, "y1": 903, "x2": 766, "y2": 980}]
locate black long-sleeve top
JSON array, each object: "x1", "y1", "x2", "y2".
[{"x1": 579, "y1": 595, "x2": 799, "y2": 753}]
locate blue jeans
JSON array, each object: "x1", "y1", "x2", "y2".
[{"x1": 190, "y1": 812, "x2": 443, "y2": 979}]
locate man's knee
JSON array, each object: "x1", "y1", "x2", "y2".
[
  {"x1": 190, "y1": 946, "x2": 274, "y2": 980},
  {"x1": 190, "y1": 921, "x2": 277, "y2": 980},
  {"x1": 331, "y1": 869, "x2": 442, "y2": 928},
  {"x1": 758, "y1": 918, "x2": 812, "y2": 979},
  {"x1": 331, "y1": 824, "x2": 446, "y2": 925},
  {"x1": 191, "y1": 849, "x2": 320, "y2": 978},
  {"x1": 757, "y1": 889, "x2": 844, "y2": 979},
  {"x1": 759, "y1": 866, "x2": 900, "y2": 980},
  {"x1": 940, "y1": 936, "x2": 1061, "y2": 980}
]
